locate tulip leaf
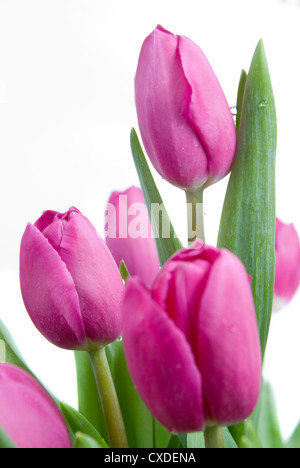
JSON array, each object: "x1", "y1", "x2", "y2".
[
  {"x1": 286, "y1": 421, "x2": 300, "y2": 449},
  {"x1": 74, "y1": 350, "x2": 108, "y2": 441},
  {"x1": 187, "y1": 432, "x2": 205, "y2": 448},
  {"x1": 106, "y1": 339, "x2": 154, "y2": 448},
  {"x1": 217, "y1": 39, "x2": 276, "y2": 356},
  {"x1": 239, "y1": 420, "x2": 262, "y2": 448},
  {"x1": 250, "y1": 380, "x2": 283, "y2": 448},
  {"x1": 235, "y1": 69, "x2": 247, "y2": 134},
  {"x1": 130, "y1": 128, "x2": 182, "y2": 266},
  {"x1": 154, "y1": 420, "x2": 172, "y2": 449},
  {"x1": 176, "y1": 433, "x2": 187, "y2": 448},
  {"x1": 228, "y1": 421, "x2": 248, "y2": 448},
  {"x1": 223, "y1": 427, "x2": 238, "y2": 448},
  {"x1": 60, "y1": 402, "x2": 109, "y2": 448},
  {"x1": 0, "y1": 320, "x2": 31, "y2": 373},
  {"x1": 119, "y1": 260, "x2": 130, "y2": 282},
  {"x1": 74, "y1": 432, "x2": 106, "y2": 449},
  {"x1": 166, "y1": 434, "x2": 182, "y2": 448},
  {"x1": 0, "y1": 425, "x2": 17, "y2": 448}
]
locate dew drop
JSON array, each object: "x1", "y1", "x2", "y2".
[{"x1": 259, "y1": 100, "x2": 268, "y2": 108}]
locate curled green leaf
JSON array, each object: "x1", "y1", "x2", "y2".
[
  {"x1": 60, "y1": 401, "x2": 109, "y2": 448},
  {"x1": 74, "y1": 432, "x2": 107, "y2": 449}
]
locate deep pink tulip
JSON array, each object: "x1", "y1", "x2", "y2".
[
  {"x1": 274, "y1": 218, "x2": 300, "y2": 311},
  {"x1": 20, "y1": 207, "x2": 124, "y2": 350},
  {"x1": 105, "y1": 186, "x2": 160, "y2": 287},
  {"x1": 135, "y1": 25, "x2": 236, "y2": 191},
  {"x1": 122, "y1": 240, "x2": 261, "y2": 433},
  {"x1": 0, "y1": 363, "x2": 71, "y2": 448}
]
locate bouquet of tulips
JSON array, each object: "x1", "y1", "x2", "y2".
[{"x1": 1, "y1": 25, "x2": 300, "y2": 450}]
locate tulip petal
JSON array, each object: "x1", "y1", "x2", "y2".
[
  {"x1": 34, "y1": 210, "x2": 58, "y2": 232},
  {"x1": 165, "y1": 238, "x2": 213, "y2": 263},
  {"x1": 0, "y1": 363, "x2": 71, "y2": 448},
  {"x1": 42, "y1": 217, "x2": 64, "y2": 252},
  {"x1": 122, "y1": 278, "x2": 204, "y2": 433},
  {"x1": 196, "y1": 249, "x2": 262, "y2": 425},
  {"x1": 20, "y1": 223, "x2": 86, "y2": 349},
  {"x1": 58, "y1": 209, "x2": 124, "y2": 346},
  {"x1": 152, "y1": 258, "x2": 210, "y2": 352},
  {"x1": 178, "y1": 35, "x2": 236, "y2": 185}
]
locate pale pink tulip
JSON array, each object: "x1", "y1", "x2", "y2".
[{"x1": 105, "y1": 186, "x2": 160, "y2": 287}]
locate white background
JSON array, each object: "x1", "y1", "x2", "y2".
[{"x1": 0, "y1": 0, "x2": 299, "y2": 442}]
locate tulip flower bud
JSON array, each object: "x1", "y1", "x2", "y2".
[
  {"x1": 122, "y1": 240, "x2": 261, "y2": 433},
  {"x1": 273, "y1": 217, "x2": 300, "y2": 311},
  {"x1": 20, "y1": 207, "x2": 124, "y2": 350},
  {"x1": 135, "y1": 25, "x2": 236, "y2": 191},
  {"x1": 0, "y1": 363, "x2": 71, "y2": 448},
  {"x1": 105, "y1": 186, "x2": 160, "y2": 287}
]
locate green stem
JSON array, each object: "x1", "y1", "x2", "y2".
[
  {"x1": 89, "y1": 347, "x2": 128, "y2": 448},
  {"x1": 204, "y1": 425, "x2": 225, "y2": 448},
  {"x1": 185, "y1": 189, "x2": 205, "y2": 244}
]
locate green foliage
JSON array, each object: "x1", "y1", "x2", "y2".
[
  {"x1": 0, "y1": 425, "x2": 17, "y2": 449},
  {"x1": 74, "y1": 350, "x2": 108, "y2": 440},
  {"x1": 218, "y1": 40, "x2": 277, "y2": 357},
  {"x1": 60, "y1": 402, "x2": 109, "y2": 448},
  {"x1": 130, "y1": 128, "x2": 182, "y2": 266}
]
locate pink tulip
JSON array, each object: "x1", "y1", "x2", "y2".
[
  {"x1": 134, "y1": 25, "x2": 236, "y2": 191},
  {"x1": 20, "y1": 206, "x2": 124, "y2": 350},
  {"x1": 0, "y1": 363, "x2": 71, "y2": 448},
  {"x1": 105, "y1": 186, "x2": 160, "y2": 287},
  {"x1": 122, "y1": 240, "x2": 261, "y2": 433},
  {"x1": 274, "y1": 218, "x2": 300, "y2": 311}
]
